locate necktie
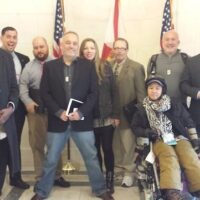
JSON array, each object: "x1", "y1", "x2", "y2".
[
  {"x1": 40, "y1": 61, "x2": 45, "y2": 77},
  {"x1": 114, "y1": 64, "x2": 120, "y2": 77}
]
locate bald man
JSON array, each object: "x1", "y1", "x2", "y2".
[
  {"x1": 19, "y1": 37, "x2": 69, "y2": 187},
  {"x1": 147, "y1": 30, "x2": 188, "y2": 103}
]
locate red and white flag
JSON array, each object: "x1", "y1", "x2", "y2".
[
  {"x1": 53, "y1": 0, "x2": 65, "y2": 58},
  {"x1": 101, "y1": 0, "x2": 125, "y2": 60}
]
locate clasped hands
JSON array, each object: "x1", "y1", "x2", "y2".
[
  {"x1": 145, "y1": 129, "x2": 159, "y2": 143},
  {"x1": 60, "y1": 110, "x2": 80, "y2": 122}
]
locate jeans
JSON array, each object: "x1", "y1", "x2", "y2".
[{"x1": 35, "y1": 126, "x2": 106, "y2": 198}]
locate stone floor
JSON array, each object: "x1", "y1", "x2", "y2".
[{"x1": 0, "y1": 171, "x2": 140, "y2": 200}]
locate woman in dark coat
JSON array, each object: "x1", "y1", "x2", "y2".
[
  {"x1": 130, "y1": 75, "x2": 200, "y2": 200},
  {"x1": 0, "y1": 49, "x2": 20, "y2": 195},
  {"x1": 80, "y1": 38, "x2": 120, "y2": 194}
]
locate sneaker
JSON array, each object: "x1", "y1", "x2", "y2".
[{"x1": 121, "y1": 175, "x2": 133, "y2": 187}]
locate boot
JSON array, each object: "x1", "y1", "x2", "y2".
[
  {"x1": 164, "y1": 189, "x2": 184, "y2": 200},
  {"x1": 191, "y1": 190, "x2": 200, "y2": 198},
  {"x1": 106, "y1": 171, "x2": 114, "y2": 194}
]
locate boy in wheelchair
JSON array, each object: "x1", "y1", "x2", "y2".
[{"x1": 129, "y1": 75, "x2": 200, "y2": 200}]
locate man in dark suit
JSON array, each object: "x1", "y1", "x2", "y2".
[
  {"x1": 0, "y1": 48, "x2": 20, "y2": 196},
  {"x1": 31, "y1": 31, "x2": 114, "y2": 200},
  {"x1": 1, "y1": 26, "x2": 29, "y2": 189},
  {"x1": 180, "y1": 54, "x2": 200, "y2": 135}
]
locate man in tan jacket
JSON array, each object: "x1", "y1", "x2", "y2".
[{"x1": 111, "y1": 38, "x2": 146, "y2": 187}]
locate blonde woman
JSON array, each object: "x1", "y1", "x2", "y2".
[{"x1": 80, "y1": 38, "x2": 120, "y2": 194}]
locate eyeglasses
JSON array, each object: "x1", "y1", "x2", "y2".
[{"x1": 113, "y1": 47, "x2": 127, "y2": 51}]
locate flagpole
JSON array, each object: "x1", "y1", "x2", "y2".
[{"x1": 60, "y1": 0, "x2": 77, "y2": 173}]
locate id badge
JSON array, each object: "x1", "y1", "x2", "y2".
[
  {"x1": 162, "y1": 133, "x2": 177, "y2": 145},
  {"x1": 167, "y1": 69, "x2": 171, "y2": 75},
  {"x1": 65, "y1": 76, "x2": 69, "y2": 82}
]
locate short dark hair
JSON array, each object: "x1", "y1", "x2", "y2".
[
  {"x1": 1, "y1": 26, "x2": 17, "y2": 36},
  {"x1": 113, "y1": 37, "x2": 129, "y2": 50}
]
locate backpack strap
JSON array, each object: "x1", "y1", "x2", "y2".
[
  {"x1": 149, "y1": 54, "x2": 158, "y2": 75},
  {"x1": 180, "y1": 52, "x2": 188, "y2": 64},
  {"x1": 149, "y1": 53, "x2": 188, "y2": 75}
]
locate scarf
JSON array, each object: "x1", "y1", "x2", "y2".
[{"x1": 143, "y1": 95, "x2": 173, "y2": 138}]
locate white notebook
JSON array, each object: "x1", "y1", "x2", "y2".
[{"x1": 66, "y1": 98, "x2": 83, "y2": 116}]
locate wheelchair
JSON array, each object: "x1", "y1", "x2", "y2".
[{"x1": 134, "y1": 137, "x2": 199, "y2": 200}]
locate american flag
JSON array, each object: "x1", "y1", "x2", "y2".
[
  {"x1": 160, "y1": 0, "x2": 173, "y2": 41},
  {"x1": 53, "y1": 0, "x2": 64, "y2": 58}
]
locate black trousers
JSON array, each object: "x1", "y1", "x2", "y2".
[
  {"x1": 94, "y1": 125, "x2": 114, "y2": 172},
  {"x1": 0, "y1": 138, "x2": 9, "y2": 191},
  {"x1": 9, "y1": 100, "x2": 26, "y2": 180}
]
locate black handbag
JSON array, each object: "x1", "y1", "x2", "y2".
[
  {"x1": 123, "y1": 99, "x2": 137, "y2": 124},
  {"x1": 29, "y1": 88, "x2": 45, "y2": 113}
]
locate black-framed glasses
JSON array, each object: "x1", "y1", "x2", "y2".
[{"x1": 113, "y1": 47, "x2": 127, "y2": 51}]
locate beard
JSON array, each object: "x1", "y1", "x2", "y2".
[{"x1": 34, "y1": 52, "x2": 48, "y2": 62}]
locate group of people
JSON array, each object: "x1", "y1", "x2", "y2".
[{"x1": 0, "y1": 26, "x2": 200, "y2": 200}]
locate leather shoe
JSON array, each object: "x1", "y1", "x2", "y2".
[
  {"x1": 97, "y1": 192, "x2": 115, "y2": 200},
  {"x1": 31, "y1": 194, "x2": 45, "y2": 200},
  {"x1": 54, "y1": 177, "x2": 70, "y2": 188},
  {"x1": 10, "y1": 179, "x2": 30, "y2": 189}
]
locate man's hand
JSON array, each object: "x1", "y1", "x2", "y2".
[
  {"x1": 145, "y1": 129, "x2": 159, "y2": 143},
  {"x1": 197, "y1": 91, "x2": 200, "y2": 99},
  {"x1": 68, "y1": 111, "x2": 80, "y2": 121},
  {"x1": 112, "y1": 118, "x2": 120, "y2": 127},
  {"x1": 0, "y1": 107, "x2": 14, "y2": 124},
  {"x1": 60, "y1": 111, "x2": 68, "y2": 121},
  {"x1": 26, "y1": 102, "x2": 38, "y2": 114}
]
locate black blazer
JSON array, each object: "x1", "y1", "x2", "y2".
[
  {"x1": 180, "y1": 54, "x2": 200, "y2": 124},
  {"x1": 40, "y1": 57, "x2": 98, "y2": 132},
  {"x1": 15, "y1": 51, "x2": 30, "y2": 69},
  {"x1": 0, "y1": 49, "x2": 20, "y2": 174},
  {"x1": 14, "y1": 52, "x2": 30, "y2": 127}
]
